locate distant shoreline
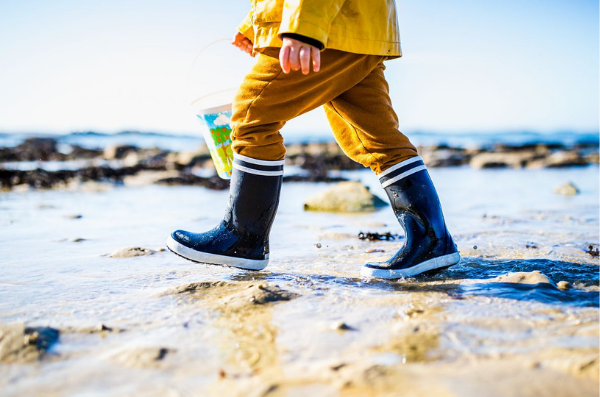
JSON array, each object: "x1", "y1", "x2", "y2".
[
  {"x1": 0, "y1": 130, "x2": 598, "y2": 152},
  {"x1": 0, "y1": 135, "x2": 598, "y2": 191}
]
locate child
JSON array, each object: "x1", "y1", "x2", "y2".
[{"x1": 166, "y1": 0, "x2": 460, "y2": 279}]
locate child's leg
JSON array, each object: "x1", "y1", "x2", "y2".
[
  {"x1": 323, "y1": 61, "x2": 418, "y2": 174},
  {"x1": 324, "y1": 64, "x2": 460, "y2": 279}
]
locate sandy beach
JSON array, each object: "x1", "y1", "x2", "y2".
[{"x1": 0, "y1": 145, "x2": 598, "y2": 396}]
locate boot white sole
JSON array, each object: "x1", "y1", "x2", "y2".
[
  {"x1": 361, "y1": 252, "x2": 461, "y2": 279},
  {"x1": 166, "y1": 236, "x2": 269, "y2": 271}
]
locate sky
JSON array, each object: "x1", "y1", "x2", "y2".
[{"x1": 0, "y1": 0, "x2": 598, "y2": 137}]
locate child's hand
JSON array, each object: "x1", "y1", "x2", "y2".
[
  {"x1": 279, "y1": 37, "x2": 320, "y2": 75},
  {"x1": 232, "y1": 32, "x2": 254, "y2": 56}
]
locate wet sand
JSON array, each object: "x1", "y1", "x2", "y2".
[{"x1": 0, "y1": 166, "x2": 598, "y2": 396}]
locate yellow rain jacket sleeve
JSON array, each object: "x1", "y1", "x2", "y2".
[
  {"x1": 237, "y1": 0, "x2": 401, "y2": 57},
  {"x1": 238, "y1": 11, "x2": 255, "y2": 41}
]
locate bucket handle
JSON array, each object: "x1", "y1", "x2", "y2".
[{"x1": 185, "y1": 37, "x2": 233, "y2": 105}]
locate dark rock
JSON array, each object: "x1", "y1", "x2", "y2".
[
  {"x1": 103, "y1": 144, "x2": 138, "y2": 160},
  {"x1": 0, "y1": 164, "x2": 167, "y2": 190},
  {"x1": 67, "y1": 145, "x2": 103, "y2": 160},
  {"x1": 155, "y1": 173, "x2": 230, "y2": 190},
  {"x1": 0, "y1": 138, "x2": 66, "y2": 162},
  {"x1": 420, "y1": 148, "x2": 468, "y2": 167},
  {"x1": 283, "y1": 174, "x2": 349, "y2": 183},
  {"x1": 285, "y1": 143, "x2": 363, "y2": 173},
  {"x1": 0, "y1": 324, "x2": 59, "y2": 363},
  {"x1": 358, "y1": 231, "x2": 400, "y2": 241}
]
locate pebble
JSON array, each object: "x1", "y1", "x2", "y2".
[
  {"x1": 316, "y1": 243, "x2": 322, "y2": 249},
  {"x1": 64, "y1": 214, "x2": 82, "y2": 219},
  {"x1": 557, "y1": 281, "x2": 572, "y2": 290},
  {"x1": 331, "y1": 321, "x2": 353, "y2": 331},
  {"x1": 108, "y1": 247, "x2": 156, "y2": 258},
  {"x1": 554, "y1": 181, "x2": 580, "y2": 196}
]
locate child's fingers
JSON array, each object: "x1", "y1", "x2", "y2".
[
  {"x1": 279, "y1": 45, "x2": 291, "y2": 73},
  {"x1": 299, "y1": 47, "x2": 311, "y2": 75},
  {"x1": 288, "y1": 46, "x2": 301, "y2": 71},
  {"x1": 311, "y1": 47, "x2": 320, "y2": 72}
]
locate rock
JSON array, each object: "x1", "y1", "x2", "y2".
[
  {"x1": 64, "y1": 214, "x2": 83, "y2": 219},
  {"x1": 111, "y1": 347, "x2": 172, "y2": 368},
  {"x1": 420, "y1": 148, "x2": 468, "y2": 167},
  {"x1": 285, "y1": 142, "x2": 363, "y2": 172},
  {"x1": 557, "y1": 281, "x2": 572, "y2": 290},
  {"x1": 554, "y1": 182, "x2": 580, "y2": 196},
  {"x1": 365, "y1": 248, "x2": 385, "y2": 253},
  {"x1": 544, "y1": 151, "x2": 587, "y2": 167},
  {"x1": 67, "y1": 145, "x2": 103, "y2": 160},
  {"x1": 165, "y1": 151, "x2": 211, "y2": 169},
  {"x1": 489, "y1": 271, "x2": 553, "y2": 285},
  {"x1": 103, "y1": 145, "x2": 138, "y2": 160},
  {"x1": 0, "y1": 164, "x2": 169, "y2": 191},
  {"x1": 331, "y1": 322, "x2": 353, "y2": 331},
  {"x1": 163, "y1": 281, "x2": 299, "y2": 309},
  {"x1": 121, "y1": 151, "x2": 140, "y2": 167},
  {"x1": 303, "y1": 181, "x2": 388, "y2": 213},
  {"x1": 224, "y1": 283, "x2": 298, "y2": 310},
  {"x1": 0, "y1": 138, "x2": 67, "y2": 162},
  {"x1": 108, "y1": 247, "x2": 156, "y2": 258},
  {"x1": 283, "y1": 174, "x2": 349, "y2": 183},
  {"x1": 164, "y1": 281, "x2": 229, "y2": 296},
  {"x1": 0, "y1": 324, "x2": 59, "y2": 363},
  {"x1": 585, "y1": 152, "x2": 599, "y2": 164},
  {"x1": 470, "y1": 152, "x2": 536, "y2": 169},
  {"x1": 61, "y1": 323, "x2": 125, "y2": 334},
  {"x1": 155, "y1": 173, "x2": 230, "y2": 190}
]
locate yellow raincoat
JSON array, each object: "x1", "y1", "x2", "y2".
[{"x1": 237, "y1": 0, "x2": 401, "y2": 57}]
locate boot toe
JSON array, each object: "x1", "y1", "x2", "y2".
[{"x1": 171, "y1": 230, "x2": 193, "y2": 247}]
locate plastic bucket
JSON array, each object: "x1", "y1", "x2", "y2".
[{"x1": 192, "y1": 89, "x2": 236, "y2": 179}]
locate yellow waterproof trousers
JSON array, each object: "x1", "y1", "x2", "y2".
[{"x1": 231, "y1": 49, "x2": 418, "y2": 174}]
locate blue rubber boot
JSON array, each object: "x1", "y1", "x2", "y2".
[
  {"x1": 361, "y1": 156, "x2": 460, "y2": 279},
  {"x1": 167, "y1": 154, "x2": 283, "y2": 270}
]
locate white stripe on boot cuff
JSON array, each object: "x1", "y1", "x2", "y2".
[
  {"x1": 232, "y1": 163, "x2": 284, "y2": 177},
  {"x1": 378, "y1": 156, "x2": 423, "y2": 179},
  {"x1": 381, "y1": 165, "x2": 427, "y2": 189},
  {"x1": 233, "y1": 153, "x2": 285, "y2": 166}
]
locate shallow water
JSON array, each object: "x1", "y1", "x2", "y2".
[{"x1": 0, "y1": 166, "x2": 598, "y2": 396}]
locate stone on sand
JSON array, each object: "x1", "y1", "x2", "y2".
[
  {"x1": 111, "y1": 347, "x2": 172, "y2": 368},
  {"x1": 224, "y1": 283, "x2": 298, "y2": 310},
  {"x1": 160, "y1": 281, "x2": 298, "y2": 310},
  {"x1": 0, "y1": 323, "x2": 59, "y2": 364},
  {"x1": 557, "y1": 281, "x2": 572, "y2": 290},
  {"x1": 108, "y1": 247, "x2": 156, "y2": 258},
  {"x1": 490, "y1": 271, "x2": 553, "y2": 285},
  {"x1": 554, "y1": 181, "x2": 580, "y2": 196},
  {"x1": 303, "y1": 181, "x2": 388, "y2": 212},
  {"x1": 103, "y1": 144, "x2": 138, "y2": 160},
  {"x1": 469, "y1": 152, "x2": 535, "y2": 169}
]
